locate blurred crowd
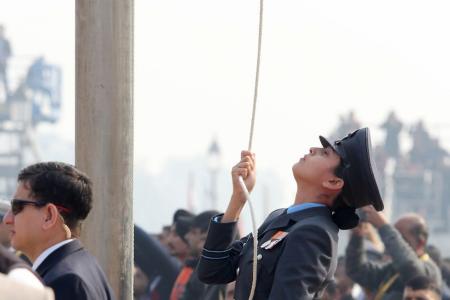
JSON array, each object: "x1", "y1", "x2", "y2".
[
  {"x1": 134, "y1": 209, "x2": 232, "y2": 300},
  {"x1": 134, "y1": 205, "x2": 449, "y2": 300}
]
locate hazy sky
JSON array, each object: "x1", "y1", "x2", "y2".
[{"x1": 2, "y1": 0, "x2": 450, "y2": 230}]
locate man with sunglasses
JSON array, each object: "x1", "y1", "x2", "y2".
[
  {"x1": 3, "y1": 162, "x2": 114, "y2": 300},
  {"x1": 1, "y1": 199, "x2": 45, "y2": 291}
]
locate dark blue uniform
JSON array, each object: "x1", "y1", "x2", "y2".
[{"x1": 198, "y1": 206, "x2": 339, "y2": 300}]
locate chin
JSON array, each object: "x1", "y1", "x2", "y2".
[
  {"x1": 292, "y1": 164, "x2": 303, "y2": 182},
  {"x1": 10, "y1": 239, "x2": 21, "y2": 251}
]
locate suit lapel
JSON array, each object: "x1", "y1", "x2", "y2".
[{"x1": 36, "y1": 240, "x2": 84, "y2": 277}]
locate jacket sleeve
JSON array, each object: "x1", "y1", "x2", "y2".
[
  {"x1": 197, "y1": 214, "x2": 247, "y2": 285},
  {"x1": 134, "y1": 224, "x2": 181, "y2": 299},
  {"x1": 49, "y1": 273, "x2": 89, "y2": 300},
  {"x1": 268, "y1": 225, "x2": 333, "y2": 300},
  {"x1": 345, "y1": 232, "x2": 388, "y2": 291},
  {"x1": 378, "y1": 224, "x2": 441, "y2": 284}
]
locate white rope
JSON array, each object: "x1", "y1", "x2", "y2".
[
  {"x1": 238, "y1": 0, "x2": 264, "y2": 299},
  {"x1": 238, "y1": 177, "x2": 259, "y2": 300},
  {"x1": 248, "y1": 0, "x2": 264, "y2": 153}
]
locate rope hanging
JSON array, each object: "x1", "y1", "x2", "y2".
[
  {"x1": 237, "y1": 0, "x2": 264, "y2": 299},
  {"x1": 247, "y1": 0, "x2": 264, "y2": 152}
]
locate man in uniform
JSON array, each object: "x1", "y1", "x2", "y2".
[{"x1": 198, "y1": 127, "x2": 384, "y2": 299}]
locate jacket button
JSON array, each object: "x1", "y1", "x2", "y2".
[{"x1": 257, "y1": 254, "x2": 262, "y2": 260}]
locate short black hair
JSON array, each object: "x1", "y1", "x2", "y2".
[
  {"x1": 18, "y1": 162, "x2": 92, "y2": 230},
  {"x1": 191, "y1": 210, "x2": 219, "y2": 233},
  {"x1": 333, "y1": 158, "x2": 345, "y2": 179},
  {"x1": 331, "y1": 158, "x2": 346, "y2": 208},
  {"x1": 405, "y1": 276, "x2": 441, "y2": 296},
  {"x1": 172, "y1": 209, "x2": 193, "y2": 224},
  {"x1": 172, "y1": 209, "x2": 194, "y2": 241}
]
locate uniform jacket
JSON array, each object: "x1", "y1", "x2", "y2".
[
  {"x1": 346, "y1": 224, "x2": 442, "y2": 300},
  {"x1": 198, "y1": 206, "x2": 339, "y2": 300},
  {"x1": 36, "y1": 239, "x2": 115, "y2": 300}
]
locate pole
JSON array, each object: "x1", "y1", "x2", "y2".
[{"x1": 75, "y1": 1, "x2": 134, "y2": 299}]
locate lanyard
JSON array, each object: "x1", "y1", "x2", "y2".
[{"x1": 373, "y1": 253, "x2": 430, "y2": 300}]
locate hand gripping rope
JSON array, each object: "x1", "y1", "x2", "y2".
[{"x1": 238, "y1": 0, "x2": 264, "y2": 299}]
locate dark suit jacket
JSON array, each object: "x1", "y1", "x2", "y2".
[
  {"x1": 36, "y1": 240, "x2": 115, "y2": 300},
  {"x1": 198, "y1": 206, "x2": 339, "y2": 300}
]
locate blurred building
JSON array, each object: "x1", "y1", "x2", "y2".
[
  {"x1": 334, "y1": 115, "x2": 450, "y2": 254},
  {"x1": 0, "y1": 31, "x2": 61, "y2": 199},
  {"x1": 334, "y1": 114, "x2": 450, "y2": 254}
]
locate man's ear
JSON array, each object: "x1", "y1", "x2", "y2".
[
  {"x1": 322, "y1": 177, "x2": 344, "y2": 191},
  {"x1": 42, "y1": 204, "x2": 59, "y2": 230}
]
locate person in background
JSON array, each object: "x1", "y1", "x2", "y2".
[
  {"x1": 0, "y1": 272, "x2": 54, "y2": 300},
  {"x1": 1, "y1": 199, "x2": 49, "y2": 296},
  {"x1": 0, "y1": 200, "x2": 12, "y2": 248},
  {"x1": 168, "y1": 209, "x2": 194, "y2": 264},
  {"x1": 322, "y1": 281, "x2": 339, "y2": 300},
  {"x1": 334, "y1": 256, "x2": 356, "y2": 300},
  {"x1": 178, "y1": 210, "x2": 226, "y2": 300},
  {"x1": 157, "y1": 225, "x2": 171, "y2": 249},
  {"x1": 0, "y1": 243, "x2": 43, "y2": 289},
  {"x1": 169, "y1": 211, "x2": 196, "y2": 300},
  {"x1": 403, "y1": 276, "x2": 442, "y2": 300},
  {"x1": 134, "y1": 264, "x2": 152, "y2": 300},
  {"x1": 0, "y1": 199, "x2": 31, "y2": 265},
  {"x1": 346, "y1": 209, "x2": 441, "y2": 300},
  {"x1": 426, "y1": 245, "x2": 450, "y2": 300},
  {"x1": 135, "y1": 224, "x2": 182, "y2": 300}
]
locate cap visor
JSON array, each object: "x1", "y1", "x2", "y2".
[{"x1": 319, "y1": 136, "x2": 337, "y2": 152}]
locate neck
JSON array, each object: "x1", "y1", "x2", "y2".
[
  {"x1": 294, "y1": 184, "x2": 333, "y2": 207},
  {"x1": 27, "y1": 233, "x2": 68, "y2": 263},
  {"x1": 416, "y1": 248, "x2": 425, "y2": 257}
]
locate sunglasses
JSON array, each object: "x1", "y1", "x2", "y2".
[
  {"x1": 10, "y1": 199, "x2": 72, "y2": 216},
  {"x1": 10, "y1": 199, "x2": 47, "y2": 215}
]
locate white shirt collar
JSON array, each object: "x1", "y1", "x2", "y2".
[{"x1": 32, "y1": 239, "x2": 75, "y2": 271}]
